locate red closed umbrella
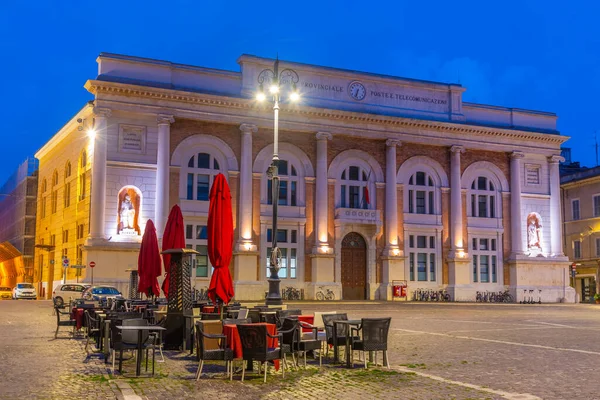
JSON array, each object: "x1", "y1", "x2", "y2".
[
  {"x1": 207, "y1": 173, "x2": 235, "y2": 305},
  {"x1": 161, "y1": 204, "x2": 186, "y2": 297},
  {"x1": 138, "y1": 219, "x2": 161, "y2": 297}
]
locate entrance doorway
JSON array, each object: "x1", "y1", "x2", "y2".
[{"x1": 341, "y1": 232, "x2": 367, "y2": 300}]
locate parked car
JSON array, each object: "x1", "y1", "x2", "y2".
[
  {"x1": 12, "y1": 283, "x2": 37, "y2": 300},
  {"x1": 0, "y1": 287, "x2": 12, "y2": 300},
  {"x1": 82, "y1": 285, "x2": 123, "y2": 301},
  {"x1": 52, "y1": 283, "x2": 90, "y2": 306}
]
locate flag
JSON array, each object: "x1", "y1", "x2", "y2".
[
  {"x1": 364, "y1": 186, "x2": 370, "y2": 205},
  {"x1": 361, "y1": 169, "x2": 372, "y2": 208}
]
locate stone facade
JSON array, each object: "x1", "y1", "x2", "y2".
[{"x1": 32, "y1": 53, "x2": 574, "y2": 302}]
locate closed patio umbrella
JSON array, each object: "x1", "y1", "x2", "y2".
[
  {"x1": 161, "y1": 204, "x2": 186, "y2": 297},
  {"x1": 207, "y1": 173, "x2": 235, "y2": 305},
  {"x1": 138, "y1": 219, "x2": 162, "y2": 297}
]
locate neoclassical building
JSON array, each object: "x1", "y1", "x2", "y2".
[{"x1": 33, "y1": 53, "x2": 574, "y2": 302}]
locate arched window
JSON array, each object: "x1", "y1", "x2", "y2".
[
  {"x1": 79, "y1": 151, "x2": 87, "y2": 201},
  {"x1": 51, "y1": 170, "x2": 58, "y2": 214},
  {"x1": 185, "y1": 152, "x2": 221, "y2": 201},
  {"x1": 407, "y1": 171, "x2": 435, "y2": 214},
  {"x1": 470, "y1": 176, "x2": 496, "y2": 218},
  {"x1": 267, "y1": 159, "x2": 299, "y2": 206},
  {"x1": 340, "y1": 165, "x2": 370, "y2": 209},
  {"x1": 41, "y1": 179, "x2": 47, "y2": 193},
  {"x1": 64, "y1": 162, "x2": 71, "y2": 208}
]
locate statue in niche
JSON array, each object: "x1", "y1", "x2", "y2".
[
  {"x1": 117, "y1": 187, "x2": 141, "y2": 235},
  {"x1": 526, "y1": 212, "x2": 542, "y2": 251}
]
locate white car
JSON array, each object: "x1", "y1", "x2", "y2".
[
  {"x1": 12, "y1": 283, "x2": 37, "y2": 300},
  {"x1": 52, "y1": 283, "x2": 90, "y2": 306}
]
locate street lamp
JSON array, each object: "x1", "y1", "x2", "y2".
[{"x1": 256, "y1": 57, "x2": 300, "y2": 305}]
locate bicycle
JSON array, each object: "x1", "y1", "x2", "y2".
[{"x1": 315, "y1": 286, "x2": 335, "y2": 301}]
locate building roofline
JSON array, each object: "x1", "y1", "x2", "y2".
[{"x1": 561, "y1": 165, "x2": 600, "y2": 184}]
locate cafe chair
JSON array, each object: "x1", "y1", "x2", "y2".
[
  {"x1": 296, "y1": 320, "x2": 323, "y2": 367},
  {"x1": 110, "y1": 318, "x2": 156, "y2": 375},
  {"x1": 84, "y1": 310, "x2": 101, "y2": 354},
  {"x1": 195, "y1": 324, "x2": 233, "y2": 381},
  {"x1": 275, "y1": 309, "x2": 302, "y2": 328},
  {"x1": 201, "y1": 312, "x2": 220, "y2": 321},
  {"x1": 237, "y1": 324, "x2": 287, "y2": 383},
  {"x1": 54, "y1": 306, "x2": 76, "y2": 338},
  {"x1": 237, "y1": 308, "x2": 249, "y2": 319},
  {"x1": 322, "y1": 313, "x2": 358, "y2": 361},
  {"x1": 350, "y1": 318, "x2": 392, "y2": 369}
]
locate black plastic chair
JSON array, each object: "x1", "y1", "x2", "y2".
[
  {"x1": 247, "y1": 309, "x2": 261, "y2": 323},
  {"x1": 237, "y1": 324, "x2": 286, "y2": 382},
  {"x1": 275, "y1": 309, "x2": 302, "y2": 328},
  {"x1": 110, "y1": 318, "x2": 155, "y2": 375},
  {"x1": 322, "y1": 313, "x2": 358, "y2": 361},
  {"x1": 84, "y1": 310, "x2": 101, "y2": 354},
  {"x1": 54, "y1": 306, "x2": 76, "y2": 338},
  {"x1": 195, "y1": 324, "x2": 233, "y2": 380},
  {"x1": 295, "y1": 320, "x2": 323, "y2": 367},
  {"x1": 350, "y1": 318, "x2": 392, "y2": 369},
  {"x1": 201, "y1": 312, "x2": 221, "y2": 321}
]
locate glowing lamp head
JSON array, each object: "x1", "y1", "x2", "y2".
[
  {"x1": 244, "y1": 242, "x2": 252, "y2": 251},
  {"x1": 87, "y1": 128, "x2": 96, "y2": 139},
  {"x1": 392, "y1": 248, "x2": 400, "y2": 256},
  {"x1": 320, "y1": 245, "x2": 329, "y2": 253},
  {"x1": 290, "y1": 91, "x2": 300, "y2": 102},
  {"x1": 256, "y1": 92, "x2": 266, "y2": 102},
  {"x1": 269, "y1": 84, "x2": 279, "y2": 94}
]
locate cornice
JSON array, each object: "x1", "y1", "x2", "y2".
[{"x1": 84, "y1": 79, "x2": 567, "y2": 146}]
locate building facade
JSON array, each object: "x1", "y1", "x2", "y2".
[
  {"x1": 0, "y1": 157, "x2": 38, "y2": 286},
  {"x1": 34, "y1": 53, "x2": 574, "y2": 302},
  {"x1": 561, "y1": 166, "x2": 600, "y2": 302}
]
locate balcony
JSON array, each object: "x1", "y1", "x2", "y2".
[{"x1": 335, "y1": 208, "x2": 382, "y2": 227}]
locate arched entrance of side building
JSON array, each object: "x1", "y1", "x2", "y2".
[{"x1": 341, "y1": 232, "x2": 367, "y2": 300}]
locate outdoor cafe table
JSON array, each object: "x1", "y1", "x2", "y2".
[
  {"x1": 116, "y1": 325, "x2": 166, "y2": 377},
  {"x1": 222, "y1": 323, "x2": 279, "y2": 370},
  {"x1": 333, "y1": 320, "x2": 361, "y2": 368}
]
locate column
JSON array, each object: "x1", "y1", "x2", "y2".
[
  {"x1": 315, "y1": 132, "x2": 332, "y2": 247},
  {"x1": 89, "y1": 107, "x2": 111, "y2": 240},
  {"x1": 385, "y1": 139, "x2": 400, "y2": 252},
  {"x1": 450, "y1": 145, "x2": 465, "y2": 253},
  {"x1": 155, "y1": 114, "x2": 174, "y2": 237},
  {"x1": 510, "y1": 151, "x2": 524, "y2": 254},
  {"x1": 238, "y1": 123, "x2": 257, "y2": 250},
  {"x1": 549, "y1": 155, "x2": 565, "y2": 256}
]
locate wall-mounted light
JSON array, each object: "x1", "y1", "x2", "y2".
[
  {"x1": 392, "y1": 248, "x2": 401, "y2": 256},
  {"x1": 77, "y1": 117, "x2": 95, "y2": 139},
  {"x1": 320, "y1": 245, "x2": 329, "y2": 254},
  {"x1": 244, "y1": 242, "x2": 252, "y2": 251}
]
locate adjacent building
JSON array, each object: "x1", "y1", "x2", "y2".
[
  {"x1": 33, "y1": 53, "x2": 574, "y2": 302},
  {"x1": 561, "y1": 166, "x2": 600, "y2": 302},
  {"x1": 0, "y1": 157, "x2": 38, "y2": 287}
]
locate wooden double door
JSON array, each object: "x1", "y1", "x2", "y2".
[{"x1": 341, "y1": 232, "x2": 367, "y2": 300}]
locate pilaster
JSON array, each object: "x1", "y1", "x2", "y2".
[
  {"x1": 510, "y1": 151, "x2": 524, "y2": 255},
  {"x1": 88, "y1": 107, "x2": 111, "y2": 243},
  {"x1": 155, "y1": 114, "x2": 174, "y2": 237}
]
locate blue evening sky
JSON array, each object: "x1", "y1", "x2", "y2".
[{"x1": 0, "y1": 1, "x2": 597, "y2": 186}]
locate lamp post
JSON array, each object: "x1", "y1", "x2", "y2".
[{"x1": 256, "y1": 57, "x2": 300, "y2": 305}]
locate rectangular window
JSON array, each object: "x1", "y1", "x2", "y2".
[
  {"x1": 409, "y1": 235, "x2": 414, "y2": 248},
  {"x1": 62, "y1": 248, "x2": 68, "y2": 259},
  {"x1": 277, "y1": 160, "x2": 288, "y2": 175},
  {"x1": 291, "y1": 230, "x2": 297, "y2": 243},
  {"x1": 480, "y1": 255, "x2": 489, "y2": 283},
  {"x1": 572, "y1": 199, "x2": 580, "y2": 220},
  {"x1": 290, "y1": 248, "x2": 297, "y2": 278},
  {"x1": 478, "y1": 195, "x2": 487, "y2": 217},
  {"x1": 417, "y1": 236, "x2": 427, "y2": 248},
  {"x1": 417, "y1": 253, "x2": 427, "y2": 281},
  {"x1": 349, "y1": 186, "x2": 360, "y2": 208},
  {"x1": 473, "y1": 255, "x2": 478, "y2": 282},
  {"x1": 429, "y1": 236, "x2": 435, "y2": 249},
  {"x1": 409, "y1": 253, "x2": 415, "y2": 281},
  {"x1": 595, "y1": 195, "x2": 600, "y2": 217},
  {"x1": 266, "y1": 229, "x2": 287, "y2": 243},
  {"x1": 597, "y1": 238, "x2": 600, "y2": 257},
  {"x1": 490, "y1": 196, "x2": 496, "y2": 218},
  {"x1": 196, "y1": 245, "x2": 209, "y2": 277},
  {"x1": 479, "y1": 239, "x2": 489, "y2": 251},
  {"x1": 62, "y1": 230, "x2": 68, "y2": 243},
  {"x1": 196, "y1": 225, "x2": 207, "y2": 240},
  {"x1": 429, "y1": 253, "x2": 436, "y2": 281},
  {"x1": 291, "y1": 181, "x2": 297, "y2": 206},
  {"x1": 491, "y1": 239, "x2": 496, "y2": 251},
  {"x1": 187, "y1": 173, "x2": 194, "y2": 200},
  {"x1": 472, "y1": 238, "x2": 477, "y2": 251},
  {"x1": 197, "y1": 153, "x2": 210, "y2": 169},
  {"x1": 196, "y1": 174, "x2": 209, "y2": 201},
  {"x1": 409, "y1": 190, "x2": 414, "y2": 213},
  {"x1": 186, "y1": 225, "x2": 193, "y2": 239},
  {"x1": 279, "y1": 181, "x2": 288, "y2": 205},
  {"x1": 79, "y1": 174, "x2": 86, "y2": 200},
  {"x1": 492, "y1": 256, "x2": 497, "y2": 283},
  {"x1": 349, "y1": 166, "x2": 359, "y2": 180},
  {"x1": 416, "y1": 191, "x2": 426, "y2": 214},
  {"x1": 471, "y1": 194, "x2": 476, "y2": 217},
  {"x1": 51, "y1": 191, "x2": 57, "y2": 214},
  {"x1": 428, "y1": 191, "x2": 434, "y2": 214},
  {"x1": 574, "y1": 240, "x2": 582, "y2": 259},
  {"x1": 341, "y1": 185, "x2": 346, "y2": 208}
]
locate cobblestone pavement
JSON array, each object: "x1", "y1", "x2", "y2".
[{"x1": 2, "y1": 300, "x2": 600, "y2": 399}]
